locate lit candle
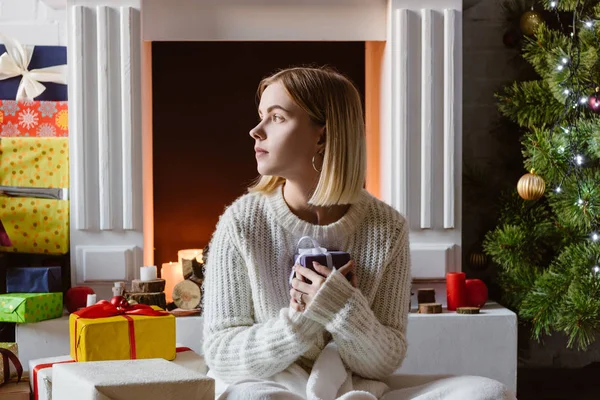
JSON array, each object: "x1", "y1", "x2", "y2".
[
  {"x1": 178, "y1": 249, "x2": 203, "y2": 277},
  {"x1": 86, "y1": 294, "x2": 97, "y2": 307},
  {"x1": 161, "y1": 262, "x2": 184, "y2": 303},
  {"x1": 140, "y1": 265, "x2": 158, "y2": 281}
]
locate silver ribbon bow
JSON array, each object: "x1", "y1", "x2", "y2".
[{"x1": 289, "y1": 236, "x2": 333, "y2": 284}]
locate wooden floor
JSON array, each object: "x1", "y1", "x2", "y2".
[{"x1": 517, "y1": 364, "x2": 600, "y2": 399}]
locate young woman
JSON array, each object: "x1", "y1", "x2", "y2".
[{"x1": 202, "y1": 67, "x2": 515, "y2": 400}]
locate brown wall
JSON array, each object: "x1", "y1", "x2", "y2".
[{"x1": 152, "y1": 42, "x2": 365, "y2": 265}]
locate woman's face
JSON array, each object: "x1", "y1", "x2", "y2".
[{"x1": 249, "y1": 82, "x2": 323, "y2": 179}]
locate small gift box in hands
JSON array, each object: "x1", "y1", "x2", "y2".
[{"x1": 289, "y1": 236, "x2": 351, "y2": 284}]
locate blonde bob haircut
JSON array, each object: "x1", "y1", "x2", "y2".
[{"x1": 248, "y1": 66, "x2": 366, "y2": 206}]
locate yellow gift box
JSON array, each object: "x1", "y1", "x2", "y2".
[
  {"x1": 0, "y1": 137, "x2": 69, "y2": 188},
  {"x1": 69, "y1": 308, "x2": 176, "y2": 362},
  {"x1": 0, "y1": 137, "x2": 69, "y2": 254},
  {"x1": 0, "y1": 197, "x2": 69, "y2": 254}
]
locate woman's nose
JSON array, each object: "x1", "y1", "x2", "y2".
[{"x1": 249, "y1": 123, "x2": 265, "y2": 140}]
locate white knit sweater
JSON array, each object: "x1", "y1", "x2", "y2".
[{"x1": 202, "y1": 184, "x2": 411, "y2": 385}]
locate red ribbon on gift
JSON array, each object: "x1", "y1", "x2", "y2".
[
  {"x1": 72, "y1": 299, "x2": 169, "y2": 361},
  {"x1": 0, "y1": 348, "x2": 23, "y2": 387},
  {"x1": 0, "y1": 219, "x2": 12, "y2": 247},
  {"x1": 176, "y1": 347, "x2": 192, "y2": 353},
  {"x1": 32, "y1": 359, "x2": 75, "y2": 400}
]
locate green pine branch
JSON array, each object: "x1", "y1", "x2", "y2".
[
  {"x1": 496, "y1": 80, "x2": 566, "y2": 128},
  {"x1": 548, "y1": 169, "x2": 600, "y2": 231},
  {"x1": 522, "y1": 127, "x2": 571, "y2": 183},
  {"x1": 522, "y1": 23, "x2": 570, "y2": 81},
  {"x1": 539, "y1": 0, "x2": 600, "y2": 12},
  {"x1": 520, "y1": 243, "x2": 600, "y2": 347}
]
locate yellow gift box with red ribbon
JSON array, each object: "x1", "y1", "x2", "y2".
[{"x1": 69, "y1": 301, "x2": 176, "y2": 362}]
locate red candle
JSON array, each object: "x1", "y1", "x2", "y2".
[{"x1": 446, "y1": 272, "x2": 467, "y2": 311}]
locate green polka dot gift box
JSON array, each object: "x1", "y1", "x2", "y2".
[{"x1": 0, "y1": 292, "x2": 63, "y2": 323}]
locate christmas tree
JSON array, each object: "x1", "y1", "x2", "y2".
[{"x1": 484, "y1": 0, "x2": 600, "y2": 350}]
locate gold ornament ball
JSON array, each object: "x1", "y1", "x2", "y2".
[
  {"x1": 469, "y1": 251, "x2": 489, "y2": 270},
  {"x1": 520, "y1": 10, "x2": 543, "y2": 36},
  {"x1": 517, "y1": 170, "x2": 546, "y2": 200}
]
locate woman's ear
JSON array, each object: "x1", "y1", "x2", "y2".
[{"x1": 317, "y1": 126, "x2": 326, "y2": 146}]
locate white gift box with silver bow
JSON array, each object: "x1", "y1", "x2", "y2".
[
  {"x1": 52, "y1": 358, "x2": 214, "y2": 400},
  {"x1": 29, "y1": 346, "x2": 207, "y2": 400}
]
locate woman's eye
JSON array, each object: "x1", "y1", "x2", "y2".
[{"x1": 272, "y1": 114, "x2": 284, "y2": 122}]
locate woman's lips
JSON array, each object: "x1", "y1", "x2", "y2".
[{"x1": 255, "y1": 147, "x2": 268, "y2": 156}]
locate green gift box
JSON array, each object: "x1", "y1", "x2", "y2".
[{"x1": 0, "y1": 293, "x2": 63, "y2": 323}]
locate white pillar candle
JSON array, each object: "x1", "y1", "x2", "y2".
[
  {"x1": 140, "y1": 265, "x2": 158, "y2": 281},
  {"x1": 86, "y1": 294, "x2": 97, "y2": 307},
  {"x1": 161, "y1": 262, "x2": 184, "y2": 303}
]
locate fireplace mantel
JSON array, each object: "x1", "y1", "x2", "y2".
[{"x1": 67, "y1": 0, "x2": 462, "y2": 299}]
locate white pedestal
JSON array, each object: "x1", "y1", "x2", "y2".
[
  {"x1": 17, "y1": 303, "x2": 516, "y2": 393},
  {"x1": 400, "y1": 303, "x2": 517, "y2": 393}
]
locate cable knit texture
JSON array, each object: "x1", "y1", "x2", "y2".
[{"x1": 202, "y1": 184, "x2": 411, "y2": 385}]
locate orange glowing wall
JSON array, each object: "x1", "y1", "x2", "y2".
[{"x1": 365, "y1": 41, "x2": 384, "y2": 200}]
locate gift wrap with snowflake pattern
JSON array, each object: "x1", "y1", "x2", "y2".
[
  {"x1": 0, "y1": 136, "x2": 69, "y2": 254},
  {"x1": 0, "y1": 100, "x2": 68, "y2": 137}
]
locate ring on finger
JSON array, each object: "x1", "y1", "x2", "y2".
[{"x1": 296, "y1": 292, "x2": 304, "y2": 305}]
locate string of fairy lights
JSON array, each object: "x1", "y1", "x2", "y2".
[{"x1": 542, "y1": 0, "x2": 600, "y2": 273}]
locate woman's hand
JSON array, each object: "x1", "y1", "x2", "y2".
[{"x1": 290, "y1": 260, "x2": 357, "y2": 312}]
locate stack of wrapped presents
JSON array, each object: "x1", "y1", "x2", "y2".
[
  {"x1": 0, "y1": 293, "x2": 214, "y2": 399},
  {"x1": 0, "y1": 37, "x2": 214, "y2": 400},
  {"x1": 0, "y1": 37, "x2": 70, "y2": 257},
  {"x1": 27, "y1": 300, "x2": 213, "y2": 399}
]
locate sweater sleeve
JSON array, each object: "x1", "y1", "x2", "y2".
[
  {"x1": 302, "y1": 221, "x2": 411, "y2": 380},
  {"x1": 202, "y1": 212, "x2": 324, "y2": 382}
]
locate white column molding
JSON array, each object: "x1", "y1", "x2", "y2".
[
  {"x1": 120, "y1": 6, "x2": 139, "y2": 231},
  {"x1": 68, "y1": 0, "x2": 143, "y2": 299},
  {"x1": 96, "y1": 5, "x2": 112, "y2": 230},
  {"x1": 391, "y1": 8, "x2": 410, "y2": 217},
  {"x1": 444, "y1": 8, "x2": 459, "y2": 229},
  {"x1": 387, "y1": 0, "x2": 462, "y2": 278},
  {"x1": 70, "y1": 5, "x2": 88, "y2": 230},
  {"x1": 420, "y1": 8, "x2": 434, "y2": 229}
]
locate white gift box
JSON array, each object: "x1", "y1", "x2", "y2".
[
  {"x1": 52, "y1": 358, "x2": 214, "y2": 400},
  {"x1": 28, "y1": 347, "x2": 207, "y2": 400},
  {"x1": 29, "y1": 355, "x2": 74, "y2": 400}
]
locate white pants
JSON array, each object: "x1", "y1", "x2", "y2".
[{"x1": 210, "y1": 369, "x2": 517, "y2": 400}]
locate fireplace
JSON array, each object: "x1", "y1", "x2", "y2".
[
  {"x1": 151, "y1": 41, "x2": 367, "y2": 266},
  {"x1": 67, "y1": 0, "x2": 462, "y2": 299}
]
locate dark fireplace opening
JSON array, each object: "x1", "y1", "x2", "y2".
[{"x1": 152, "y1": 41, "x2": 366, "y2": 265}]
